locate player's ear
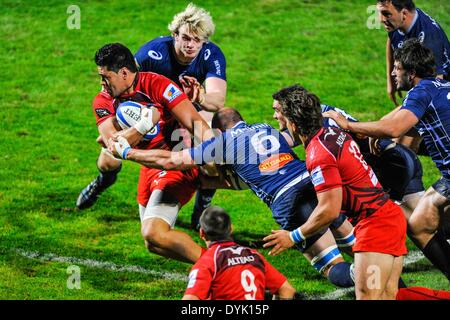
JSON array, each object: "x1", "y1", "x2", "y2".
[
  {"x1": 230, "y1": 224, "x2": 234, "y2": 235},
  {"x1": 199, "y1": 228, "x2": 206, "y2": 240}
]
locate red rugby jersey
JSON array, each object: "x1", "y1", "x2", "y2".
[
  {"x1": 92, "y1": 72, "x2": 189, "y2": 150},
  {"x1": 305, "y1": 127, "x2": 389, "y2": 223},
  {"x1": 184, "y1": 241, "x2": 287, "y2": 300}
]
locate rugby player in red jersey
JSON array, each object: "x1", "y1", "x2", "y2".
[
  {"x1": 183, "y1": 206, "x2": 296, "y2": 300},
  {"x1": 89, "y1": 43, "x2": 214, "y2": 263},
  {"x1": 263, "y1": 85, "x2": 407, "y2": 300}
]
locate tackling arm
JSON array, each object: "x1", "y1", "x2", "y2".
[{"x1": 323, "y1": 108, "x2": 419, "y2": 138}]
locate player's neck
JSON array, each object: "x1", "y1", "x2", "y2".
[
  {"x1": 123, "y1": 72, "x2": 138, "y2": 95},
  {"x1": 399, "y1": 10, "x2": 417, "y2": 33}
]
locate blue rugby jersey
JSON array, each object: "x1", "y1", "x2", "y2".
[
  {"x1": 189, "y1": 122, "x2": 310, "y2": 206},
  {"x1": 401, "y1": 78, "x2": 450, "y2": 179},
  {"x1": 389, "y1": 8, "x2": 450, "y2": 77},
  {"x1": 135, "y1": 36, "x2": 226, "y2": 87}
]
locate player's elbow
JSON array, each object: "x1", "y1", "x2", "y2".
[
  {"x1": 276, "y1": 281, "x2": 296, "y2": 300},
  {"x1": 386, "y1": 126, "x2": 405, "y2": 138}
]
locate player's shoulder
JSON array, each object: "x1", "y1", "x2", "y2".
[
  {"x1": 92, "y1": 89, "x2": 113, "y2": 106},
  {"x1": 416, "y1": 8, "x2": 442, "y2": 30},
  {"x1": 310, "y1": 128, "x2": 350, "y2": 160},
  {"x1": 201, "y1": 40, "x2": 225, "y2": 58},
  {"x1": 138, "y1": 36, "x2": 172, "y2": 51}
]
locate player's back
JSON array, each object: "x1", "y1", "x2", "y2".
[
  {"x1": 306, "y1": 127, "x2": 389, "y2": 223},
  {"x1": 405, "y1": 78, "x2": 450, "y2": 178},
  {"x1": 223, "y1": 122, "x2": 309, "y2": 206}
]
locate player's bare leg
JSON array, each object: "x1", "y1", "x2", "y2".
[
  {"x1": 139, "y1": 190, "x2": 203, "y2": 263},
  {"x1": 354, "y1": 252, "x2": 396, "y2": 300},
  {"x1": 408, "y1": 186, "x2": 450, "y2": 280},
  {"x1": 142, "y1": 218, "x2": 202, "y2": 263},
  {"x1": 76, "y1": 149, "x2": 122, "y2": 209},
  {"x1": 400, "y1": 191, "x2": 424, "y2": 221},
  {"x1": 382, "y1": 255, "x2": 404, "y2": 299}
]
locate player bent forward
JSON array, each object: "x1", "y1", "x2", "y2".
[
  {"x1": 183, "y1": 206, "x2": 296, "y2": 300},
  {"x1": 264, "y1": 86, "x2": 407, "y2": 300}
]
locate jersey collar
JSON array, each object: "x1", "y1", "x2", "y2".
[
  {"x1": 304, "y1": 127, "x2": 324, "y2": 148},
  {"x1": 118, "y1": 72, "x2": 140, "y2": 99}
]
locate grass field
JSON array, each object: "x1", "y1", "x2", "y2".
[{"x1": 1, "y1": 0, "x2": 450, "y2": 300}]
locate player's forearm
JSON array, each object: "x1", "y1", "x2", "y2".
[
  {"x1": 199, "y1": 91, "x2": 225, "y2": 112},
  {"x1": 347, "y1": 119, "x2": 402, "y2": 138},
  {"x1": 126, "y1": 149, "x2": 191, "y2": 170},
  {"x1": 297, "y1": 205, "x2": 338, "y2": 240}
]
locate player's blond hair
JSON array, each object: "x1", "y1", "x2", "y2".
[{"x1": 168, "y1": 3, "x2": 215, "y2": 40}]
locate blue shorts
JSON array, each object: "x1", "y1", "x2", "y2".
[
  {"x1": 270, "y1": 180, "x2": 346, "y2": 253},
  {"x1": 367, "y1": 143, "x2": 425, "y2": 201},
  {"x1": 432, "y1": 177, "x2": 450, "y2": 200}
]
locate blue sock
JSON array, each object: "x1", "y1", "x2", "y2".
[{"x1": 328, "y1": 262, "x2": 354, "y2": 288}]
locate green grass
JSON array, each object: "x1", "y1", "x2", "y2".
[{"x1": 1, "y1": 0, "x2": 449, "y2": 300}]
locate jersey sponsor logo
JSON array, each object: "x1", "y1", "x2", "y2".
[
  {"x1": 163, "y1": 84, "x2": 182, "y2": 102},
  {"x1": 311, "y1": 166, "x2": 325, "y2": 186},
  {"x1": 95, "y1": 108, "x2": 111, "y2": 118},
  {"x1": 398, "y1": 41, "x2": 403, "y2": 49},
  {"x1": 214, "y1": 60, "x2": 222, "y2": 76},
  {"x1": 258, "y1": 153, "x2": 294, "y2": 173},
  {"x1": 147, "y1": 50, "x2": 163, "y2": 60},
  {"x1": 418, "y1": 31, "x2": 425, "y2": 43},
  {"x1": 187, "y1": 269, "x2": 199, "y2": 288},
  {"x1": 204, "y1": 49, "x2": 211, "y2": 61}
]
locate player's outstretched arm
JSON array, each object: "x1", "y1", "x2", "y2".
[
  {"x1": 323, "y1": 109, "x2": 418, "y2": 138},
  {"x1": 110, "y1": 137, "x2": 196, "y2": 170},
  {"x1": 263, "y1": 187, "x2": 341, "y2": 256}
]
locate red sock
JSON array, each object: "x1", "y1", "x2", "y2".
[{"x1": 396, "y1": 287, "x2": 450, "y2": 300}]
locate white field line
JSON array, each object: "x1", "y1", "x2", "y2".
[
  {"x1": 15, "y1": 249, "x2": 426, "y2": 300},
  {"x1": 313, "y1": 251, "x2": 425, "y2": 300},
  {"x1": 15, "y1": 249, "x2": 188, "y2": 282}
]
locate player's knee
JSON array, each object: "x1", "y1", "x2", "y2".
[
  {"x1": 141, "y1": 221, "x2": 166, "y2": 247},
  {"x1": 97, "y1": 149, "x2": 122, "y2": 172}
]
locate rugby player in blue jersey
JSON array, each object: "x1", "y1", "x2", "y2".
[
  {"x1": 77, "y1": 4, "x2": 226, "y2": 229},
  {"x1": 377, "y1": 0, "x2": 450, "y2": 107},
  {"x1": 109, "y1": 108, "x2": 357, "y2": 288},
  {"x1": 324, "y1": 39, "x2": 450, "y2": 281}
]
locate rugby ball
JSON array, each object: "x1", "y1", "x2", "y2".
[{"x1": 116, "y1": 101, "x2": 159, "y2": 140}]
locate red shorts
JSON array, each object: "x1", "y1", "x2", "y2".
[
  {"x1": 353, "y1": 200, "x2": 407, "y2": 257},
  {"x1": 137, "y1": 166, "x2": 199, "y2": 207}
]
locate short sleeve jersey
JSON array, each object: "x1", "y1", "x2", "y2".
[
  {"x1": 400, "y1": 78, "x2": 450, "y2": 179},
  {"x1": 189, "y1": 122, "x2": 310, "y2": 206},
  {"x1": 184, "y1": 241, "x2": 287, "y2": 300},
  {"x1": 135, "y1": 36, "x2": 226, "y2": 87},
  {"x1": 305, "y1": 127, "x2": 389, "y2": 223},
  {"x1": 389, "y1": 9, "x2": 450, "y2": 76},
  {"x1": 92, "y1": 72, "x2": 189, "y2": 150}
]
